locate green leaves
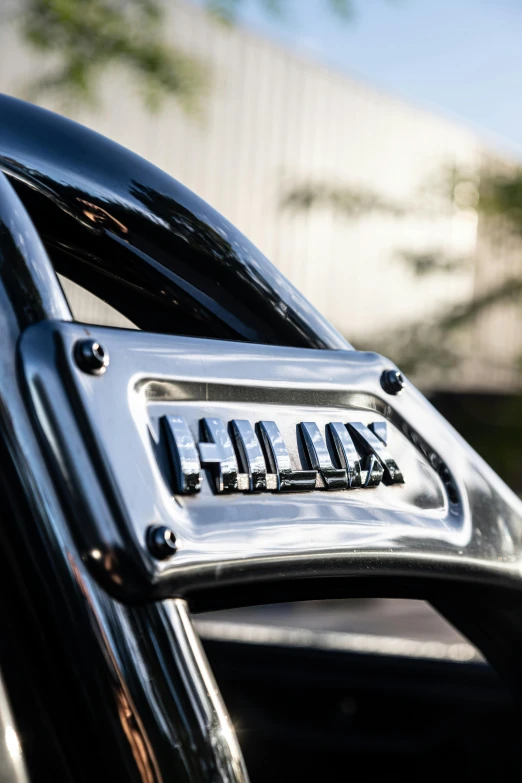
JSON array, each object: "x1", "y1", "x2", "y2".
[
  {"x1": 19, "y1": 0, "x2": 207, "y2": 109},
  {"x1": 207, "y1": 0, "x2": 353, "y2": 24},
  {"x1": 398, "y1": 250, "x2": 471, "y2": 277},
  {"x1": 283, "y1": 161, "x2": 522, "y2": 383},
  {"x1": 14, "y1": 0, "x2": 370, "y2": 110},
  {"x1": 283, "y1": 182, "x2": 405, "y2": 217},
  {"x1": 476, "y1": 168, "x2": 522, "y2": 233}
]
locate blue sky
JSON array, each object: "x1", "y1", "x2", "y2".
[{"x1": 193, "y1": 0, "x2": 522, "y2": 153}]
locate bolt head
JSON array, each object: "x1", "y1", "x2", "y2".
[
  {"x1": 381, "y1": 369, "x2": 404, "y2": 395},
  {"x1": 75, "y1": 339, "x2": 109, "y2": 375},
  {"x1": 146, "y1": 525, "x2": 177, "y2": 560}
]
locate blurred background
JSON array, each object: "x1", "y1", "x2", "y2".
[{"x1": 2, "y1": 0, "x2": 522, "y2": 645}]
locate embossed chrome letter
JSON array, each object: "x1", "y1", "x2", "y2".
[
  {"x1": 258, "y1": 421, "x2": 316, "y2": 491},
  {"x1": 369, "y1": 421, "x2": 388, "y2": 445},
  {"x1": 299, "y1": 422, "x2": 347, "y2": 489},
  {"x1": 198, "y1": 418, "x2": 238, "y2": 493},
  {"x1": 231, "y1": 420, "x2": 267, "y2": 491},
  {"x1": 327, "y1": 422, "x2": 362, "y2": 488},
  {"x1": 162, "y1": 415, "x2": 202, "y2": 494},
  {"x1": 347, "y1": 422, "x2": 404, "y2": 485}
]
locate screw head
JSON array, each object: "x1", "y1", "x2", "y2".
[
  {"x1": 75, "y1": 339, "x2": 109, "y2": 375},
  {"x1": 146, "y1": 525, "x2": 177, "y2": 560},
  {"x1": 381, "y1": 369, "x2": 405, "y2": 395}
]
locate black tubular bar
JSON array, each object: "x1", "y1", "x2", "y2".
[
  {"x1": 0, "y1": 170, "x2": 71, "y2": 328},
  {"x1": 0, "y1": 169, "x2": 249, "y2": 782}
]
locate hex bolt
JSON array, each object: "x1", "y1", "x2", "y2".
[
  {"x1": 75, "y1": 339, "x2": 110, "y2": 375},
  {"x1": 146, "y1": 525, "x2": 177, "y2": 560},
  {"x1": 381, "y1": 369, "x2": 405, "y2": 395}
]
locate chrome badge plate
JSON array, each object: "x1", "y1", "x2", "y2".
[{"x1": 20, "y1": 321, "x2": 469, "y2": 600}]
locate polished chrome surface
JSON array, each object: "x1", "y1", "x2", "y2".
[
  {"x1": 195, "y1": 619, "x2": 482, "y2": 664},
  {"x1": 199, "y1": 418, "x2": 239, "y2": 493},
  {"x1": 0, "y1": 171, "x2": 71, "y2": 328},
  {"x1": 160, "y1": 411, "x2": 372, "y2": 497},
  {"x1": 18, "y1": 320, "x2": 522, "y2": 605},
  {"x1": 147, "y1": 524, "x2": 178, "y2": 559},
  {"x1": 163, "y1": 415, "x2": 202, "y2": 494},
  {"x1": 162, "y1": 599, "x2": 249, "y2": 783},
  {"x1": 0, "y1": 94, "x2": 349, "y2": 350},
  {"x1": 369, "y1": 420, "x2": 388, "y2": 445},
  {"x1": 258, "y1": 420, "x2": 317, "y2": 491},
  {"x1": 299, "y1": 421, "x2": 348, "y2": 489},
  {"x1": 327, "y1": 422, "x2": 362, "y2": 488},
  {"x1": 192, "y1": 414, "x2": 392, "y2": 497},
  {"x1": 159, "y1": 415, "x2": 403, "y2": 495},
  {"x1": 0, "y1": 673, "x2": 29, "y2": 783},
  {"x1": 94, "y1": 594, "x2": 250, "y2": 783},
  {"x1": 230, "y1": 420, "x2": 267, "y2": 491},
  {"x1": 360, "y1": 453, "x2": 384, "y2": 487},
  {"x1": 347, "y1": 422, "x2": 404, "y2": 485}
]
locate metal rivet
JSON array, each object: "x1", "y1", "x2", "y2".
[
  {"x1": 74, "y1": 339, "x2": 109, "y2": 375},
  {"x1": 146, "y1": 525, "x2": 177, "y2": 560},
  {"x1": 381, "y1": 369, "x2": 404, "y2": 395}
]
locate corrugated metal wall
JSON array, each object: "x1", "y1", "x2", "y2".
[{"x1": 1, "y1": 0, "x2": 518, "y2": 390}]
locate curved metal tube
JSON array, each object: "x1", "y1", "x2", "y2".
[
  {"x1": 0, "y1": 171, "x2": 71, "y2": 327},
  {"x1": 0, "y1": 673, "x2": 29, "y2": 783},
  {"x1": 0, "y1": 160, "x2": 248, "y2": 780},
  {"x1": 92, "y1": 595, "x2": 250, "y2": 783},
  {"x1": 0, "y1": 94, "x2": 349, "y2": 350}
]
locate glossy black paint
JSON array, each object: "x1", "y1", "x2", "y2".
[
  {"x1": 0, "y1": 94, "x2": 349, "y2": 350},
  {"x1": 0, "y1": 163, "x2": 71, "y2": 328}
]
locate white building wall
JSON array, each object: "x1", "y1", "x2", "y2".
[{"x1": 0, "y1": 1, "x2": 500, "y2": 379}]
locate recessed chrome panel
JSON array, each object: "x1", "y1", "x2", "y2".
[{"x1": 20, "y1": 320, "x2": 522, "y2": 600}]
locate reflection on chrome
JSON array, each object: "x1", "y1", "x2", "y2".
[
  {"x1": 299, "y1": 421, "x2": 348, "y2": 489},
  {"x1": 162, "y1": 415, "x2": 202, "y2": 493},
  {"x1": 327, "y1": 421, "x2": 362, "y2": 488},
  {"x1": 162, "y1": 415, "x2": 405, "y2": 494},
  {"x1": 4, "y1": 726, "x2": 21, "y2": 762},
  {"x1": 196, "y1": 620, "x2": 481, "y2": 664},
  {"x1": 198, "y1": 417, "x2": 239, "y2": 492},
  {"x1": 348, "y1": 422, "x2": 404, "y2": 485},
  {"x1": 231, "y1": 419, "x2": 267, "y2": 491},
  {"x1": 258, "y1": 420, "x2": 317, "y2": 492}
]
